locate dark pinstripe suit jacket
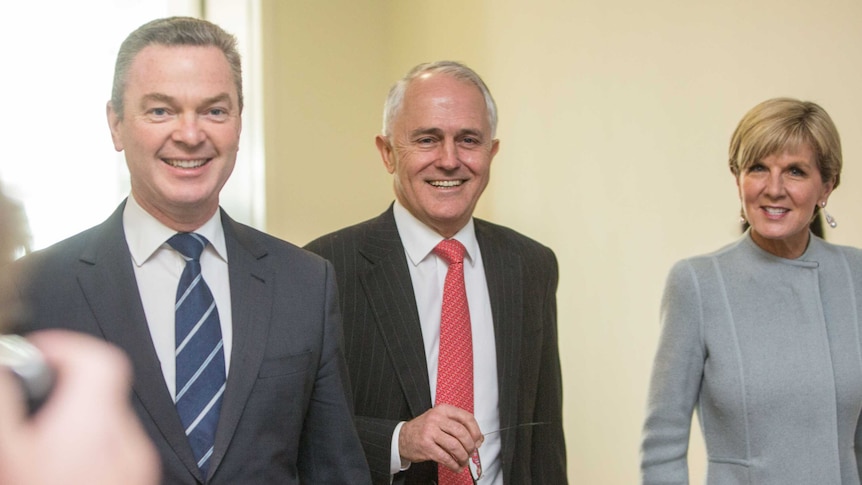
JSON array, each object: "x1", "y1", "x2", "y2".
[
  {"x1": 9, "y1": 201, "x2": 371, "y2": 485},
  {"x1": 305, "y1": 205, "x2": 567, "y2": 485}
]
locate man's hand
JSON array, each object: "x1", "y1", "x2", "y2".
[
  {"x1": 398, "y1": 404, "x2": 484, "y2": 472},
  {"x1": 0, "y1": 330, "x2": 160, "y2": 485}
]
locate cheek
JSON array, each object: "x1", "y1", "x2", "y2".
[
  {"x1": 464, "y1": 152, "x2": 493, "y2": 173},
  {"x1": 212, "y1": 126, "x2": 241, "y2": 149},
  {"x1": 390, "y1": 165, "x2": 414, "y2": 193},
  {"x1": 796, "y1": 186, "x2": 822, "y2": 207},
  {"x1": 395, "y1": 157, "x2": 425, "y2": 182},
  {"x1": 124, "y1": 125, "x2": 165, "y2": 153},
  {"x1": 738, "y1": 178, "x2": 758, "y2": 202}
]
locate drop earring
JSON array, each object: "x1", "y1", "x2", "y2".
[{"x1": 821, "y1": 201, "x2": 837, "y2": 228}]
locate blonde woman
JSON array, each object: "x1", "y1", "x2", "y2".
[{"x1": 641, "y1": 98, "x2": 862, "y2": 484}]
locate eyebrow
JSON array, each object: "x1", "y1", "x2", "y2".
[
  {"x1": 409, "y1": 127, "x2": 443, "y2": 138},
  {"x1": 139, "y1": 92, "x2": 235, "y2": 109},
  {"x1": 409, "y1": 127, "x2": 486, "y2": 139}
]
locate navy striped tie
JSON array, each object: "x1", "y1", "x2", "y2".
[{"x1": 168, "y1": 233, "x2": 225, "y2": 477}]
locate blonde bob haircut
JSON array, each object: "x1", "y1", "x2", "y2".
[{"x1": 729, "y1": 97, "x2": 842, "y2": 190}]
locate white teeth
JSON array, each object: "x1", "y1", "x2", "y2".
[
  {"x1": 764, "y1": 207, "x2": 788, "y2": 215},
  {"x1": 429, "y1": 180, "x2": 462, "y2": 187},
  {"x1": 165, "y1": 159, "x2": 207, "y2": 169}
]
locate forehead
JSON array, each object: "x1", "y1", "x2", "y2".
[
  {"x1": 125, "y1": 44, "x2": 237, "y2": 100},
  {"x1": 396, "y1": 73, "x2": 489, "y2": 131},
  {"x1": 781, "y1": 142, "x2": 814, "y2": 159},
  {"x1": 755, "y1": 141, "x2": 816, "y2": 165}
]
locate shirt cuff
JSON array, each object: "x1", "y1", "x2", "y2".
[{"x1": 390, "y1": 421, "x2": 412, "y2": 476}]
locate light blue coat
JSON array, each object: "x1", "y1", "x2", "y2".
[{"x1": 641, "y1": 232, "x2": 862, "y2": 484}]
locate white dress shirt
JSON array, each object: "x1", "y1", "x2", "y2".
[
  {"x1": 123, "y1": 195, "x2": 233, "y2": 400},
  {"x1": 390, "y1": 201, "x2": 502, "y2": 484}
]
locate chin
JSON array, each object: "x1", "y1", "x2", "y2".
[{"x1": 753, "y1": 226, "x2": 806, "y2": 241}]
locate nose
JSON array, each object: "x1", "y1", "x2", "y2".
[
  {"x1": 764, "y1": 172, "x2": 785, "y2": 198},
  {"x1": 171, "y1": 114, "x2": 206, "y2": 147},
  {"x1": 436, "y1": 139, "x2": 461, "y2": 170}
]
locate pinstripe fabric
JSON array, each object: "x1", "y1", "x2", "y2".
[{"x1": 305, "y1": 204, "x2": 568, "y2": 485}]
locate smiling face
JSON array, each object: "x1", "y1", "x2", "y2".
[
  {"x1": 376, "y1": 73, "x2": 499, "y2": 238},
  {"x1": 737, "y1": 143, "x2": 834, "y2": 258},
  {"x1": 107, "y1": 44, "x2": 241, "y2": 231}
]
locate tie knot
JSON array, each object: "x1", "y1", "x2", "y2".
[
  {"x1": 168, "y1": 233, "x2": 209, "y2": 261},
  {"x1": 433, "y1": 239, "x2": 466, "y2": 265}
]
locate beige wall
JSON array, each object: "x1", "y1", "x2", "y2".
[
  {"x1": 261, "y1": 0, "x2": 393, "y2": 244},
  {"x1": 262, "y1": 1, "x2": 862, "y2": 482}
]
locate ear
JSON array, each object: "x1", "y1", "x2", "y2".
[
  {"x1": 821, "y1": 176, "x2": 836, "y2": 203},
  {"x1": 376, "y1": 135, "x2": 396, "y2": 174},
  {"x1": 106, "y1": 101, "x2": 124, "y2": 152},
  {"x1": 490, "y1": 138, "x2": 500, "y2": 160}
]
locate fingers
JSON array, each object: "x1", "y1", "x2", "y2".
[
  {"x1": 0, "y1": 367, "x2": 27, "y2": 426},
  {"x1": 398, "y1": 404, "x2": 484, "y2": 472},
  {"x1": 29, "y1": 330, "x2": 133, "y2": 416},
  {"x1": 0, "y1": 369, "x2": 28, "y2": 468},
  {"x1": 20, "y1": 330, "x2": 161, "y2": 485}
]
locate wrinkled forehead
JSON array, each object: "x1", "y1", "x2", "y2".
[{"x1": 398, "y1": 74, "x2": 490, "y2": 130}]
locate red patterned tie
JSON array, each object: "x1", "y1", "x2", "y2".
[{"x1": 433, "y1": 239, "x2": 474, "y2": 485}]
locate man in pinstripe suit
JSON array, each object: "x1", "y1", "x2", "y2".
[{"x1": 305, "y1": 61, "x2": 567, "y2": 485}]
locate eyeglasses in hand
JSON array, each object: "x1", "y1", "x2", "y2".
[{"x1": 468, "y1": 422, "x2": 550, "y2": 482}]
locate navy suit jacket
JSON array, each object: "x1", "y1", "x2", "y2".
[
  {"x1": 9, "y1": 201, "x2": 371, "y2": 484},
  {"x1": 305, "y1": 205, "x2": 567, "y2": 484}
]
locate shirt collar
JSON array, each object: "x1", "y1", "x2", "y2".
[
  {"x1": 392, "y1": 200, "x2": 479, "y2": 268},
  {"x1": 123, "y1": 194, "x2": 228, "y2": 267}
]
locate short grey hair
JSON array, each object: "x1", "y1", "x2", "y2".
[
  {"x1": 110, "y1": 16, "x2": 243, "y2": 118},
  {"x1": 382, "y1": 60, "x2": 498, "y2": 138}
]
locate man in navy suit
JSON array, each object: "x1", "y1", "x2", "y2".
[
  {"x1": 306, "y1": 61, "x2": 567, "y2": 484},
  {"x1": 8, "y1": 17, "x2": 370, "y2": 484}
]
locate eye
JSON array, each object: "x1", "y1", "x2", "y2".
[
  {"x1": 144, "y1": 106, "x2": 173, "y2": 121},
  {"x1": 416, "y1": 136, "x2": 436, "y2": 145},
  {"x1": 462, "y1": 136, "x2": 480, "y2": 145},
  {"x1": 205, "y1": 107, "x2": 230, "y2": 121},
  {"x1": 747, "y1": 163, "x2": 766, "y2": 173},
  {"x1": 788, "y1": 167, "x2": 806, "y2": 177}
]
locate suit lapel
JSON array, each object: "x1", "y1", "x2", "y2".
[
  {"x1": 475, "y1": 220, "x2": 523, "y2": 482},
  {"x1": 76, "y1": 202, "x2": 202, "y2": 481},
  {"x1": 358, "y1": 212, "x2": 524, "y2": 480},
  {"x1": 206, "y1": 212, "x2": 273, "y2": 477},
  {"x1": 359, "y1": 209, "x2": 433, "y2": 416}
]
